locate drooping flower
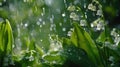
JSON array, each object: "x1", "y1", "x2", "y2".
[
  {"x1": 88, "y1": 3, "x2": 96, "y2": 11},
  {"x1": 70, "y1": 12, "x2": 79, "y2": 21},
  {"x1": 96, "y1": 10, "x2": 103, "y2": 16},
  {"x1": 80, "y1": 20, "x2": 87, "y2": 26},
  {"x1": 67, "y1": 5, "x2": 76, "y2": 11}
]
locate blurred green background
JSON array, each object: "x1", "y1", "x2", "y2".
[
  {"x1": 0, "y1": 0, "x2": 119, "y2": 52},
  {"x1": 0, "y1": 0, "x2": 120, "y2": 67}
]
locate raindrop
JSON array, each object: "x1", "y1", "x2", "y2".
[
  {"x1": 109, "y1": 56, "x2": 114, "y2": 62},
  {"x1": 20, "y1": 23, "x2": 23, "y2": 26},
  {"x1": 50, "y1": 17, "x2": 53, "y2": 23},
  {"x1": 64, "y1": 0, "x2": 67, "y2": 8},
  {"x1": 40, "y1": 25, "x2": 42, "y2": 28},
  {"x1": 59, "y1": 22, "x2": 62, "y2": 26},
  {"x1": 114, "y1": 36, "x2": 120, "y2": 46},
  {"x1": 43, "y1": 21, "x2": 46, "y2": 25},
  {"x1": 68, "y1": 49, "x2": 71, "y2": 52},
  {"x1": 23, "y1": 0, "x2": 27, "y2": 2},
  {"x1": 39, "y1": 18, "x2": 42, "y2": 22},
  {"x1": 111, "y1": 28, "x2": 117, "y2": 36},
  {"x1": 40, "y1": 39, "x2": 43, "y2": 42},
  {"x1": 62, "y1": 13, "x2": 66, "y2": 17},
  {"x1": 45, "y1": 0, "x2": 53, "y2": 6},
  {"x1": 81, "y1": 15, "x2": 83, "y2": 18},
  {"x1": 24, "y1": 23, "x2": 28, "y2": 27},
  {"x1": 56, "y1": 8, "x2": 61, "y2": 13},
  {"x1": 15, "y1": 38, "x2": 22, "y2": 51},
  {"x1": 41, "y1": 13, "x2": 44, "y2": 16},
  {"x1": 50, "y1": 15, "x2": 54, "y2": 23},
  {"x1": 50, "y1": 27, "x2": 52, "y2": 31},
  {"x1": 12, "y1": 44, "x2": 15, "y2": 49},
  {"x1": 74, "y1": 0, "x2": 79, "y2": 5},
  {"x1": 62, "y1": 27, "x2": 66, "y2": 31},
  {"x1": 84, "y1": 4, "x2": 86, "y2": 8},
  {"x1": 70, "y1": 28, "x2": 74, "y2": 31},
  {"x1": 42, "y1": 7, "x2": 45, "y2": 16},
  {"x1": 37, "y1": 21, "x2": 40, "y2": 25},
  {"x1": 53, "y1": 27, "x2": 56, "y2": 31},
  {"x1": 110, "y1": 63, "x2": 114, "y2": 67},
  {"x1": 51, "y1": 24, "x2": 55, "y2": 28},
  {"x1": 85, "y1": 12, "x2": 87, "y2": 18}
]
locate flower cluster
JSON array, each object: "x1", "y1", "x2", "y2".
[
  {"x1": 49, "y1": 35, "x2": 62, "y2": 52},
  {"x1": 111, "y1": 28, "x2": 120, "y2": 46},
  {"x1": 91, "y1": 18, "x2": 105, "y2": 31},
  {"x1": 23, "y1": 50, "x2": 36, "y2": 61}
]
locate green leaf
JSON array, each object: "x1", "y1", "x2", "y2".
[
  {"x1": 96, "y1": 28, "x2": 114, "y2": 44},
  {"x1": 0, "y1": 22, "x2": 5, "y2": 51},
  {"x1": 29, "y1": 39, "x2": 35, "y2": 50},
  {"x1": 70, "y1": 30, "x2": 78, "y2": 47},
  {"x1": 0, "y1": 19, "x2": 13, "y2": 67},
  {"x1": 5, "y1": 19, "x2": 13, "y2": 53},
  {"x1": 0, "y1": 19, "x2": 13, "y2": 53},
  {"x1": 35, "y1": 45, "x2": 44, "y2": 56},
  {"x1": 62, "y1": 38, "x2": 71, "y2": 47},
  {"x1": 96, "y1": 30, "x2": 106, "y2": 43},
  {"x1": 71, "y1": 23, "x2": 103, "y2": 66}
]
